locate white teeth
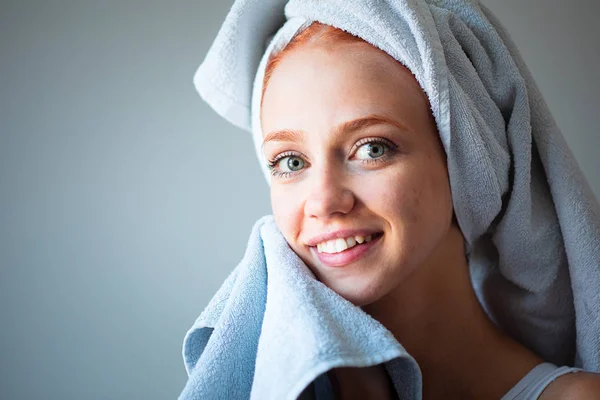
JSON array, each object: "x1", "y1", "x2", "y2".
[
  {"x1": 335, "y1": 238, "x2": 348, "y2": 252},
  {"x1": 315, "y1": 234, "x2": 377, "y2": 254},
  {"x1": 346, "y1": 237, "x2": 356, "y2": 248},
  {"x1": 326, "y1": 241, "x2": 336, "y2": 253}
]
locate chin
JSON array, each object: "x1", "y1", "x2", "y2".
[{"x1": 321, "y1": 274, "x2": 393, "y2": 307}]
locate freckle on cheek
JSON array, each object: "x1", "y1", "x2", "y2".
[
  {"x1": 415, "y1": 191, "x2": 421, "y2": 207},
  {"x1": 404, "y1": 188, "x2": 423, "y2": 224}
]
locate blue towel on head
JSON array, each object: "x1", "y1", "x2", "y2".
[{"x1": 179, "y1": 216, "x2": 421, "y2": 399}]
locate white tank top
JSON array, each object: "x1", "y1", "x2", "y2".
[
  {"x1": 303, "y1": 362, "x2": 582, "y2": 399},
  {"x1": 500, "y1": 362, "x2": 582, "y2": 400}
]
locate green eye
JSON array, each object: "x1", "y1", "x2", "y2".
[
  {"x1": 356, "y1": 142, "x2": 388, "y2": 159},
  {"x1": 280, "y1": 156, "x2": 305, "y2": 172}
]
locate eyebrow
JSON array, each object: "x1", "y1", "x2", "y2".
[
  {"x1": 336, "y1": 114, "x2": 409, "y2": 136},
  {"x1": 262, "y1": 114, "x2": 409, "y2": 147},
  {"x1": 262, "y1": 129, "x2": 304, "y2": 146}
]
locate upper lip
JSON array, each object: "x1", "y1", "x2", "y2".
[{"x1": 304, "y1": 229, "x2": 381, "y2": 247}]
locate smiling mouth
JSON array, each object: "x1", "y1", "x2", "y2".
[{"x1": 316, "y1": 233, "x2": 384, "y2": 254}]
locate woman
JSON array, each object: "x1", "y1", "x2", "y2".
[
  {"x1": 261, "y1": 23, "x2": 600, "y2": 399},
  {"x1": 180, "y1": 1, "x2": 600, "y2": 399},
  {"x1": 260, "y1": 21, "x2": 600, "y2": 399}
]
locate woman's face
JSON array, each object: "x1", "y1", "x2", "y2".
[{"x1": 261, "y1": 39, "x2": 454, "y2": 306}]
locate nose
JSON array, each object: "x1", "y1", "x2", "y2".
[{"x1": 304, "y1": 166, "x2": 355, "y2": 219}]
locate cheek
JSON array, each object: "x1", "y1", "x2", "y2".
[
  {"x1": 358, "y1": 163, "x2": 451, "y2": 240},
  {"x1": 270, "y1": 184, "x2": 303, "y2": 241},
  {"x1": 391, "y1": 163, "x2": 452, "y2": 248},
  {"x1": 357, "y1": 167, "x2": 423, "y2": 224}
]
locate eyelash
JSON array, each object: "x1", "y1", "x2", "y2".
[
  {"x1": 266, "y1": 137, "x2": 399, "y2": 178},
  {"x1": 267, "y1": 151, "x2": 304, "y2": 178},
  {"x1": 352, "y1": 137, "x2": 398, "y2": 165}
]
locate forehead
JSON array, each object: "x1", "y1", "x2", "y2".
[{"x1": 260, "y1": 41, "x2": 430, "y2": 137}]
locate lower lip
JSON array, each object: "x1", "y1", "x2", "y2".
[{"x1": 311, "y1": 235, "x2": 382, "y2": 268}]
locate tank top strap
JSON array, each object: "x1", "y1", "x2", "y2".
[{"x1": 500, "y1": 362, "x2": 583, "y2": 400}]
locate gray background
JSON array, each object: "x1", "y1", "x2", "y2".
[{"x1": 0, "y1": 0, "x2": 598, "y2": 399}]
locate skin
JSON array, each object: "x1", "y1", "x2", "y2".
[
  {"x1": 262, "y1": 41, "x2": 452, "y2": 307},
  {"x1": 260, "y1": 38, "x2": 600, "y2": 399}
]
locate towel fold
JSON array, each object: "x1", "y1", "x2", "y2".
[
  {"x1": 179, "y1": 216, "x2": 421, "y2": 400},
  {"x1": 182, "y1": 0, "x2": 600, "y2": 398}
]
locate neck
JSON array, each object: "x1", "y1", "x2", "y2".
[{"x1": 362, "y1": 224, "x2": 543, "y2": 399}]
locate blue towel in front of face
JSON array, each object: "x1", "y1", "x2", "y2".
[{"x1": 178, "y1": 216, "x2": 421, "y2": 400}]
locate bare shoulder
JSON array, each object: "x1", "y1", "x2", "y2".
[{"x1": 539, "y1": 371, "x2": 600, "y2": 400}]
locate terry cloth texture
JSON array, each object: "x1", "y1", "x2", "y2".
[
  {"x1": 178, "y1": 216, "x2": 421, "y2": 400},
  {"x1": 183, "y1": 0, "x2": 600, "y2": 398}
]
